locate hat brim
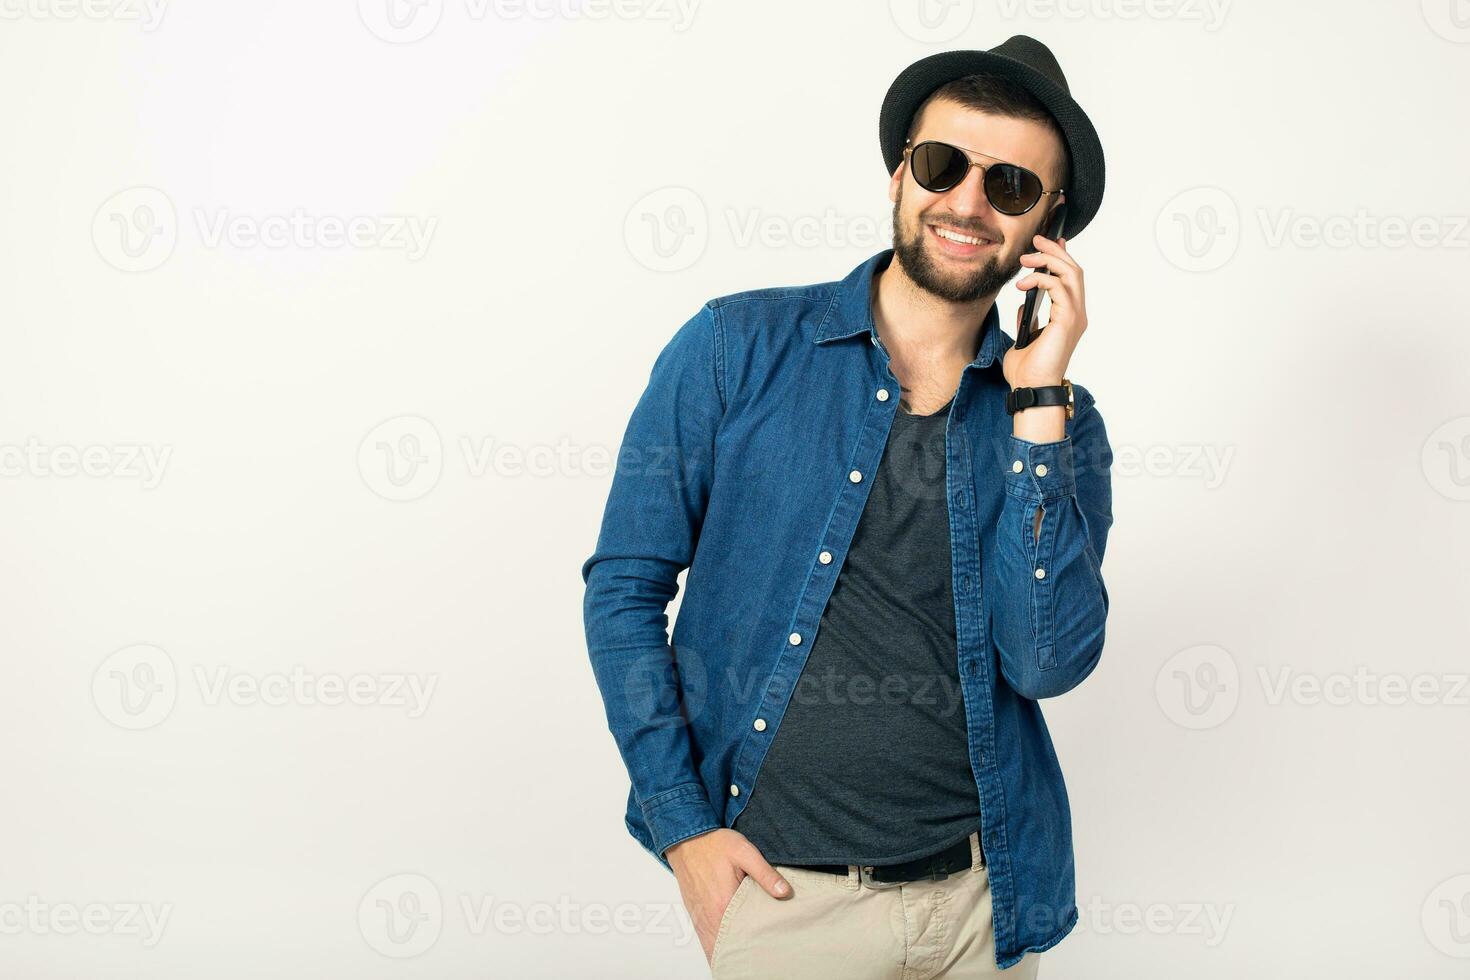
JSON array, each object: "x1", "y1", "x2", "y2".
[{"x1": 879, "y1": 50, "x2": 1105, "y2": 238}]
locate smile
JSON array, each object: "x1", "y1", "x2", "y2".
[{"x1": 927, "y1": 223, "x2": 997, "y2": 255}]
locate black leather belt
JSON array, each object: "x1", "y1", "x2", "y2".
[{"x1": 784, "y1": 833, "x2": 977, "y2": 884}]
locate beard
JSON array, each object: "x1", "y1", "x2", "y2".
[{"x1": 889, "y1": 189, "x2": 1022, "y2": 304}]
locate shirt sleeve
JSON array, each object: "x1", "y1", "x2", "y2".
[
  {"x1": 989, "y1": 386, "x2": 1114, "y2": 699},
  {"x1": 580, "y1": 302, "x2": 725, "y2": 860}
]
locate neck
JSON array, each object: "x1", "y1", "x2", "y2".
[{"x1": 871, "y1": 251, "x2": 997, "y2": 365}]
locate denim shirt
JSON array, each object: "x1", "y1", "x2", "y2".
[{"x1": 581, "y1": 248, "x2": 1113, "y2": 969}]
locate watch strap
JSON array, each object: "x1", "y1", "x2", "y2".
[{"x1": 1006, "y1": 380, "x2": 1074, "y2": 418}]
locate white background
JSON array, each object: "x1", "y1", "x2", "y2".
[{"x1": 2, "y1": 0, "x2": 1469, "y2": 976}]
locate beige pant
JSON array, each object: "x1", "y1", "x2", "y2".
[{"x1": 710, "y1": 831, "x2": 1040, "y2": 980}]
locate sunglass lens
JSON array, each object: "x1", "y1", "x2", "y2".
[
  {"x1": 985, "y1": 164, "x2": 1042, "y2": 215},
  {"x1": 911, "y1": 142, "x2": 969, "y2": 193}
]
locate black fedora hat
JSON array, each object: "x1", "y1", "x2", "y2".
[{"x1": 879, "y1": 36, "x2": 1105, "y2": 238}]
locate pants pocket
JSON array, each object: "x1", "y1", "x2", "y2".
[{"x1": 710, "y1": 874, "x2": 754, "y2": 972}]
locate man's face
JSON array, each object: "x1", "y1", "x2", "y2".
[{"x1": 888, "y1": 99, "x2": 1067, "y2": 304}]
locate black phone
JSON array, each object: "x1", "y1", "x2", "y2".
[{"x1": 1014, "y1": 203, "x2": 1068, "y2": 350}]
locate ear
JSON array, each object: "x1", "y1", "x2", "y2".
[
  {"x1": 1041, "y1": 193, "x2": 1066, "y2": 226},
  {"x1": 887, "y1": 163, "x2": 905, "y2": 205}
]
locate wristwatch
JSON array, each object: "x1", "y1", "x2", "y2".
[{"x1": 1006, "y1": 378, "x2": 1074, "y2": 419}]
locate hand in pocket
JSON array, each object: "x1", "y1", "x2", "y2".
[{"x1": 664, "y1": 828, "x2": 791, "y2": 965}]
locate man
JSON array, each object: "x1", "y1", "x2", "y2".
[{"x1": 582, "y1": 36, "x2": 1113, "y2": 978}]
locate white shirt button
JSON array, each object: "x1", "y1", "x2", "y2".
[
  {"x1": 753, "y1": 718, "x2": 767, "y2": 732},
  {"x1": 730, "y1": 784, "x2": 740, "y2": 797},
  {"x1": 1035, "y1": 567, "x2": 1046, "y2": 580},
  {"x1": 818, "y1": 550, "x2": 833, "y2": 565},
  {"x1": 1011, "y1": 460, "x2": 1023, "y2": 473},
  {"x1": 849, "y1": 470, "x2": 863, "y2": 483},
  {"x1": 789, "y1": 632, "x2": 802, "y2": 645},
  {"x1": 1035, "y1": 463, "x2": 1049, "y2": 478},
  {"x1": 876, "y1": 388, "x2": 890, "y2": 402}
]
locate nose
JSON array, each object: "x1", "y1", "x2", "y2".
[{"x1": 942, "y1": 164, "x2": 995, "y2": 220}]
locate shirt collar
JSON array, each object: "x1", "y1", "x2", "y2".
[{"x1": 814, "y1": 248, "x2": 1011, "y2": 369}]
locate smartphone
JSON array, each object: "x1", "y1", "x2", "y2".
[{"x1": 1014, "y1": 203, "x2": 1068, "y2": 350}]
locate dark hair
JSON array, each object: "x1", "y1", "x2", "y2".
[{"x1": 904, "y1": 74, "x2": 1071, "y2": 190}]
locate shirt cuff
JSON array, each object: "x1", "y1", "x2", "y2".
[
  {"x1": 640, "y1": 782, "x2": 721, "y2": 859},
  {"x1": 1002, "y1": 435, "x2": 1077, "y2": 502}
]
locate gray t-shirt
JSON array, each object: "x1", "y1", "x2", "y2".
[{"x1": 732, "y1": 395, "x2": 982, "y2": 866}]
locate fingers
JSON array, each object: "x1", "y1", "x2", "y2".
[
  {"x1": 1023, "y1": 234, "x2": 1082, "y2": 277},
  {"x1": 1033, "y1": 232, "x2": 1073, "y2": 257},
  {"x1": 1015, "y1": 270, "x2": 1085, "y2": 342},
  {"x1": 739, "y1": 848, "x2": 791, "y2": 899},
  {"x1": 1014, "y1": 271, "x2": 1061, "y2": 293}
]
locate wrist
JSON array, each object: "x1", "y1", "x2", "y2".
[
  {"x1": 1010, "y1": 373, "x2": 1065, "y2": 388},
  {"x1": 665, "y1": 828, "x2": 716, "y2": 865},
  {"x1": 1012, "y1": 405, "x2": 1067, "y2": 443}
]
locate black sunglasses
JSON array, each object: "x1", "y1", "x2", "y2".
[{"x1": 904, "y1": 139, "x2": 1062, "y2": 216}]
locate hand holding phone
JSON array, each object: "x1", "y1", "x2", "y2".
[{"x1": 1015, "y1": 204, "x2": 1068, "y2": 350}]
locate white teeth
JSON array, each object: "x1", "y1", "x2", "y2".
[{"x1": 934, "y1": 226, "x2": 986, "y2": 245}]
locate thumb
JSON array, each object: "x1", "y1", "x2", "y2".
[{"x1": 740, "y1": 854, "x2": 792, "y2": 899}]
